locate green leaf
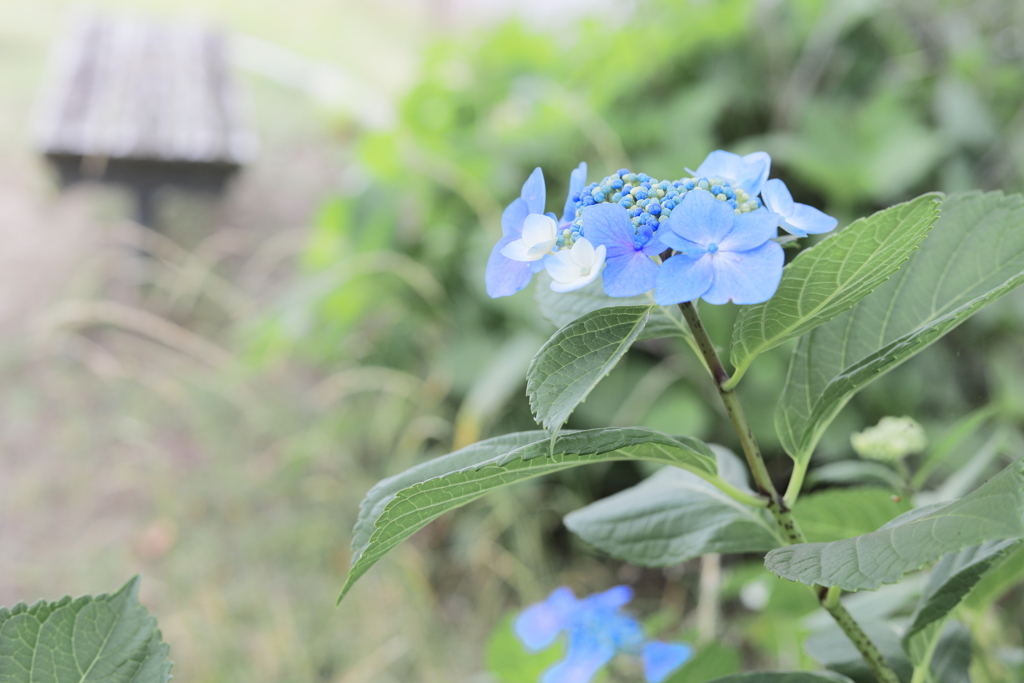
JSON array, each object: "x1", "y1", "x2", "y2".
[
  {"x1": 729, "y1": 193, "x2": 942, "y2": 385},
  {"x1": 929, "y1": 621, "x2": 972, "y2": 683},
  {"x1": 765, "y1": 459, "x2": 1024, "y2": 590},
  {"x1": 664, "y1": 642, "x2": 740, "y2": 683},
  {"x1": 776, "y1": 191, "x2": 1024, "y2": 464},
  {"x1": 902, "y1": 539, "x2": 1020, "y2": 664},
  {"x1": 527, "y1": 305, "x2": 652, "y2": 433},
  {"x1": 341, "y1": 427, "x2": 719, "y2": 599},
  {"x1": 535, "y1": 274, "x2": 691, "y2": 342},
  {"x1": 701, "y1": 674, "x2": 855, "y2": 683},
  {"x1": 485, "y1": 613, "x2": 562, "y2": 683},
  {"x1": 564, "y1": 446, "x2": 783, "y2": 566},
  {"x1": 806, "y1": 461, "x2": 907, "y2": 491},
  {"x1": 0, "y1": 576, "x2": 172, "y2": 683},
  {"x1": 793, "y1": 487, "x2": 912, "y2": 543}
]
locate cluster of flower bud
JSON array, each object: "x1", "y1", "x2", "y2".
[{"x1": 558, "y1": 169, "x2": 762, "y2": 248}]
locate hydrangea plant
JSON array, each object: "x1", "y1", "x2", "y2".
[{"x1": 340, "y1": 150, "x2": 1024, "y2": 683}]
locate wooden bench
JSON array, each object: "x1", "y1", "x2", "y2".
[{"x1": 35, "y1": 13, "x2": 257, "y2": 226}]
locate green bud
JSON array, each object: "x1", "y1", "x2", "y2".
[{"x1": 851, "y1": 416, "x2": 927, "y2": 462}]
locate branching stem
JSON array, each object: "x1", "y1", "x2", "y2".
[{"x1": 678, "y1": 301, "x2": 902, "y2": 683}]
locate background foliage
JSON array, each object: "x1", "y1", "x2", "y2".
[{"x1": 3, "y1": 0, "x2": 1024, "y2": 681}]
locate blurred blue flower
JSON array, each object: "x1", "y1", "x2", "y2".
[
  {"x1": 760, "y1": 178, "x2": 838, "y2": 237},
  {"x1": 486, "y1": 164, "x2": 586, "y2": 298},
  {"x1": 694, "y1": 150, "x2": 772, "y2": 198},
  {"x1": 514, "y1": 585, "x2": 691, "y2": 683},
  {"x1": 655, "y1": 188, "x2": 783, "y2": 305},
  {"x1": 580, "y1": 203, "x2": 663, "y2": 297}
]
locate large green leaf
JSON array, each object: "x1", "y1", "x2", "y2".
[
  {"x1": 564, "y1": 446, "x2": 783, "y2": 566},
  {"x1": 776, "y1": 191, "x2": 1024, "y2": 464},
  {"x1": 765, "y1": 459, "x2": 1024, "y2": 590},
  {"x1": 534, "y1": 274, "x2": 691, "y2": 342},
  {"x1": 0, "y1": 576, "x2": 171, "y2": 683},
  {"x1": 902, "y1": 539, "x2": 1020, "y2": 664},
  {"x1": 728, "y1": 193, "x2": 942, "y2": 385},
  {"x1": 341, "y1": 427, "x2": 719, "y2": 599},
  {"x1": 527, "y1": 305, "x2": 651, "y2": 433},
  {"x1": 793, "y1": 487, "x2": 912, "y2": 543},
  {"x1": 701, "y1": 674, "x2": 854, "y2": 683}
]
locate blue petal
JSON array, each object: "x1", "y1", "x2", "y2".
[
  {"x1": 665, "y1": 189, "x2": 735, "y2": 246},
  {"x1": 784, "y1": 203, "x2": 838, "y2": 235},
  {"x1": 541, "y1": 631, "x2": 616, "y2": 683},
  {"x1": 502, "y1": 197, "x2": 530, "y2": 239},
  {"x1": 657, "y1": 230, "x2": 708, "y2": 258},
  {"x1": 582, "y1": 585, "x2": 634, "y2": 611},
  {"x1": 702, "y1": 241, "x2": 784, "y2": 305},
  {"x1": 655, "y1": 253, "x2": 715, "y2": 305},
  {"x1": 581, "y1": 203, "x2": 635, "y2": 258},
  {"x1": 642, "y1": 642, "x2": 692, "y2": 683},
  {"x1": 603, "y1": 251, "x2": 659, "y2": 297},
  {"x1": 695, "y1": 150, "x2": 771, "y2": 197},
  {"x1": 514, "y1": 587, "x2": 578, "y2": 651},
  {"x1": 562, "y1": 162, "x2": 588, "y2": 224},
  {"x1": 760, "y1": 178, "x2": 794, "y2": 215},
  {"x1": 521, "y1": 167, "x2": 546, "y2": 216},
  {"x1": 486, "y1": 236, "x2": 534, "y2": 298},
  {"x1": 718, "y1": 208, "x2": 779, "y2": 252}
]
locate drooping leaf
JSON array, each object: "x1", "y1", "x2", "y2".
[
  {"x1": 527, "y1": 305, "x2": 651, "y2": 433},
  {"x1": 535, "y1": 274, "x2": 691, "y2": 342},
  {"x1": 902, "y1": 539, "x2": 1020, "y2": 664},
  {"x1": 729, "y1": 193, "x2": 942, "y2": 384},
  {"x1": 765, "y1": 459, "x2": 1024, "y2": 590},
  {"x1": 806, "y1": 461, "x2": 906, "y2": 491},
  {"x1": 341, "y1": 427, "x2": 719, "y2": 599},
  {"x1": 793, "y1": 487, "x2": 912, "y2": 543},
  {"x1": 564, "y1": 446, "x2": 783, "y2": 566},
  {"x1": 776, "y1": 191, "x2": 1024, "y2": 464},
  {"x1": 0, "y1": 576, "x2": 172, "y2": 683}
]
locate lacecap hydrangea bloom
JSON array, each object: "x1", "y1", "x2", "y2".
[
  {"x1": 514, "y1": 585, "x2": 692, "y2": 683},
  {"x1": 485, "y1": 151, "x2": 837, "y2": 305}
]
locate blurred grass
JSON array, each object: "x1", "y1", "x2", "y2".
[{"x1": 3, "y1": 0, "x2": 1024, "y2": 681}]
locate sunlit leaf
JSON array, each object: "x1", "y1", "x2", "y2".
[
  {"x1": 776, "y1": 191, "x2": 1024, "y2": 464},
  {"x1": 729, "y1": 193, "x2": 941, "y2": 384}
]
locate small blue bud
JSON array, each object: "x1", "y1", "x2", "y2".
[
  {"x1": 583, "y1": 195, "x2": 596, "y2": 206},
  {"x1": 611, "y1": 192, "x2": 623, "y2": 202},
  {"x1": 571, "y1": 192, "x2": 580, "y2": 203},
  {"x1": 624, "y1": 173, "x2": 638, "y2": 183},
  {"x1": 638, "y1": 173, "x2": 650, "y2": 182},
  {"x1": 631, "y1": 217, "x2": 642, "y2": 227},
  {"x1": 648, "y1": 202, "x2": 662, "y2": 215},
  {"x1": 643, "y1": 214, "x2": 659, "y2": 225},
  {"x1": 697, "y1": 178, "x2": 710, "y2": 190},
  {"x1": 619, "y1": 197, "x2": 634, "y2": 208},
  {"x1": 617, "y1": 168, "x2": 630, "y2": 177},
  {"x1": 663, "y1": 200, "x2": 676, "y2": 210},
  {"x1": 683, "y1": 179, "x2": 695, "y2": 190},
  {"x1": 725, "y1": 187, "x2": 736, "y2": 199},
  {"x1": 708, "y1": 242, "x2": 719, "y2": 254},
  {"x1": 634, "y1": 189, "x2": 648, "y2": 201},
  {"x1": 631, "y1": 207, "x2": 643, "y2": 217},
  {"x1": 658, "y1": 181, "x2": 670, "y2": 190},
  {"x1": 711, "y1": 184, "x2": 724, "y2": 195},
  {"x1": 611, "y1": 178, "x2": 624, "y2": 190}
]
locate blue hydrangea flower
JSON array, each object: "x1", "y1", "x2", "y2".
[
  {"x1": 486, "y1": 163, "x2": 587, "y2": 298},
  {"x1": 514, "y1": 586, "x2": 692, "y2": 683},
  {"x1": 694, "y1": 150, "x2": 772, "y2": 197},
  {"x1": 580, "y1": 203, "x2": 663, "y2": 297},
  {"x1": 760, "y1": 178, "x2": 838, "y2": 237},
  {"x1": 655, "y1": 188, "x2": 783, "y2": 305}
]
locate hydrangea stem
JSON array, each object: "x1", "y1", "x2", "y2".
[
  {"x1": 678, "y1": 301, "x2": 902, "y2": 683},
  {"x1": 677, "y1": 302, "x2": 802, "y2": 543}
]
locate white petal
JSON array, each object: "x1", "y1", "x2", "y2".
[
  {"x1": 522, "y1": 213, "x2": 558, "y2": 248},
  {"x1": 526, "y1": 238, "x2": 557, "y2": 259},
  {"x1": 544, "y1": 250, "x2": 581, "y2": 283},
  {"x1": 501, "y1": 238, "x2": 542, "y2": 262},
  {"x1": 570, "y1": 237, "x2": 596, "y2": 267},
  {"x1": 550, "y1": 245, "x2": 606, "y2": 293}
]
